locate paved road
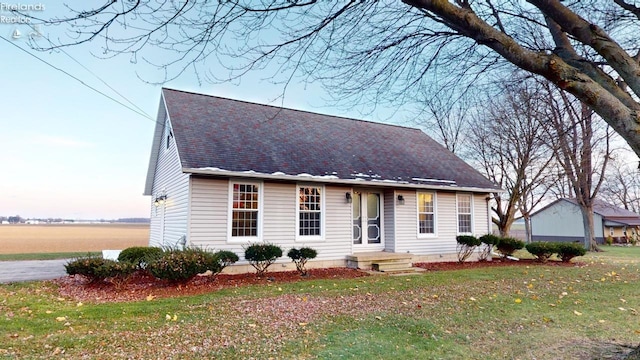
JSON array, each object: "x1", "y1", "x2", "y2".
[{"x1": 0, "y1": 259, "x2": 69, "y2": 284}]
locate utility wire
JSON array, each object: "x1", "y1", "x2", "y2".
[
  {"x1": 0, "y1": 34, "x2": 158, "y2": 123},
  {"x1": 26, "y1": 24, "x2": 152, "y2": 118}
]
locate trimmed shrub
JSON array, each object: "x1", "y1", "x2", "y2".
[
  {"x1": 556, "y1": 242, "x2": 587, "y2": 262},
  {"x1": 118, "y1": 246, "x2": 164, "y2": 269},
  {"x1": 214, "y1": 250, "x2": 239, "y2": 271},
  {"x1": 456, "y1": 235, "x2": 481, "y2": 263},
  {"x1": 146, "y1": 248, "x2": 220, "y2": 283},
  {"x1": 479, "y1": 234, "x2": 501, "y2": 261},
  {"x1": 244, "y1": 243, "x2": 283, "y2": 277},
  {"x1": 525, "y1": 242, "x2": 559, "y2": 262},
  {"x1": 65, "y1": 256, "x2": 135, "y2": 284},
  {"x1": 495, "y1": 237, "x2": 525, "y2": 259},
  {"x1": 287, "y1": 247, "x2": 318, "y2": 276}
]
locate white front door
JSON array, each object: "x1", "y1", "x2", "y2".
[{"x1": 352, "y1": 191, "x2": 384, "y2": 251}]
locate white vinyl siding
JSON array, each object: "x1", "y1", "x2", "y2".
[
  {"x1": 457, "y1": 193, "x2": 473, "y2": 234},
  {"x1": 394, "y1": 190, "x2": 458, "y2": 255},
  {"x1": 473, "y1": 194, "x2": 490, "y2": 236},
  {"x1": 148, "y1": 112, "x2": 189, "y2": 248},
  {"x1": 188, "y1": 180, "x2": 351, "y2": 262},
  {"x1": 383, "y1": 190, "x2": 396, "y2": 252}
]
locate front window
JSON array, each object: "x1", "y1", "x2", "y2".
[
  {"x1": 231, "y1": 183, "x2": 260, "y2": 237},
  {"x1": 418, "y1": 192, "x2": 435, "y2": 235},
  {"x1": 297, "y1": 186, "x2": 323, "y2": 239},
  {"x1": 457, "y1": 194, "x2": 472, "y2": 234}
]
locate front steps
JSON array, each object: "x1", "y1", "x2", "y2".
[{"x1": 346, "y1": 251, "x2": 418, "y2": 274}]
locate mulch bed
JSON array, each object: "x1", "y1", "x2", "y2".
[
  {"x1": 414, "y1": 258, "x2": 582, "y2": 271},
  {"x1": 54, "y1": 259, "x2": 582, "y2": 303},
  {"x1": 54, "y1": 267, "x2": 368, "y2": 303}
]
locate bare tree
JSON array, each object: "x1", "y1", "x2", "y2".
[
  {"x1": 413, "y1": 89, "x2": 472, "y2": 154},
  {"x1": 467, "y1": 78, "x2": 554, "y2": 238},
  {"x1": 541, "y1": 82, "x2": 612, "y2": 251},
  {"x1": 600, "y1": 157, "x2": 640, "y2": 213},
  {"x1": 15, "y1": 1, "x2": 640, "y2": 156}
]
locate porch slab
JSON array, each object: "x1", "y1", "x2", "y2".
[{"x1": 346, "y1": 251, "x2": 414, "y2": 272}]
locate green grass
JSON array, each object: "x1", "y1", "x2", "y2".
[
  {"x1": 1, "y1": 248, "x2": 639, "y2": 359},
  {"x1": 0, "y1": 252, "x2": 100, "y2": 261}
]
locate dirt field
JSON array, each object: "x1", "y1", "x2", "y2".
[{"x1": 0, "y1": 224, "x2": 149, "y2": 254}]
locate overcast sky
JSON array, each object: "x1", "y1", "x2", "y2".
[{"x1": 0, "y1": 2, "x2": 407, "y2": 220}]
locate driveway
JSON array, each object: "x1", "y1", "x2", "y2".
[{"x1": 0, "y1": 259, "x2": 69, "y2": 284}]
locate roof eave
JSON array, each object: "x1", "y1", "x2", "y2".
[
  {"x1": 184, "y1": 167, "x2": 502, "y2": 193},
  {"x1": 143, "y1": 93, "x2": 169, "y2": 196}
]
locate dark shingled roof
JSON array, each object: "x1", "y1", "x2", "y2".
[
  {"x1": 162, "y1": 88, "x2": 498, "y2": 190},
  {"x1": 565, "y1": 198, "x2": 640, "y2": 222}
]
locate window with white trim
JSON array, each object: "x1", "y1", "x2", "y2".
[
  {"x1": 418, "y1": 192, "x2": 435, "y2": 235},
  {"x1": 297, "y1": 186, "x2": 323, "y2": 238},
  {"x1": 230, "y1": 183, "x2": 260, "y2": 237},
  {"x1": 457, "y1": 194, "x2": 473, "y2": 234}
]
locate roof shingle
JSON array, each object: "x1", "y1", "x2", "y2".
[{"x1": 162, "y1": 88, "x2": 498, "y2": 190}]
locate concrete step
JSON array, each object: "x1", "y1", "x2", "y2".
[
  {"x1": 346, "y1": 251, "x2": 414, "y2": 270},
  {"x1": 373, "y1": 262, "x2": 413, "y2": 272}
]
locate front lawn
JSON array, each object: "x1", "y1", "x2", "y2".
[{"x1": 1, "y1": 247, "x2": 638, "y2": 359}]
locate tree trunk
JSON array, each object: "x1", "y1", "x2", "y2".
[
  {"x1": 523, "y1": 214, "x2": 532, "y2": 243},
  {"x1": 578, "y1": 204, "x2": 599, "y2": 251}
]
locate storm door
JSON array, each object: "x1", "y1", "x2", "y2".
[{"x1": 352, "y1": 191, "x2": 383, "y2": 250}]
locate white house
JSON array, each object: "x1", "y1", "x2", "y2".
[{"x1": 143, "y1": 88, "x2": 499, "y2": 272}]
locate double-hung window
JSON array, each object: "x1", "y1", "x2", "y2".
[
  {"x1": 230, "y1": 183, "x2": 260, "y2": 239},
  {"x1": 297, "y1": 186, "x2": 323, "y2": 240},
  {"x1": 418, "y1": 192, "x2": 435, "y2": 235},
  {"x1": 457, "y1": 194, "x2": 473, "y2": 234}
]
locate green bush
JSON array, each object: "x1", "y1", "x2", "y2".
[
  {"x1": 605, "y1": 235, "x2": 614, "y2": 246},
  {"x1": 478, "y1": 234, "x2": 501, "y2": 260},
  {"x1": 214, "y1": 250, "x2": 239, "y2": 270},
  {"x1": 244, "y1": 243, "x2": 283, "y2": 276},
  {"x1": 495, "y1": 237, "x2": 525, "y2": 258},
  {"x1": 118, "y1": 246, "x2": 164, "y2": 269},
  {"x1": 65, "y1": 256, "x2": 135, "y2": 284},
  {"x1": 146, "y1": 248, "x2": 221, "y2": 283},
  {"x1": 456, "y1": 235, "x2": 481, "y2": 263},
  {"x1": 556, "y1": 243, "x2": 587, "y2": 262},
  {"x1": 525, "y1": 242, "x2": 559, "y2": 262},
  {"x1": 287, "y1": 247, "x2": 318, "y2": 275},
  {"x1": 479, "y1": 234, "x2": 501, "y2": 246}
]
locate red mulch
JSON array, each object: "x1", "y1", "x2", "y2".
[
  {"x1": 54, "y1": 268, "x2": 368, "y2": 303},
  {"x1": 54, "y1": 260, "x2": 581, "y2": 303},
  {"x1": 414, "y1": 258, "x2": 582, "y2": 271}
]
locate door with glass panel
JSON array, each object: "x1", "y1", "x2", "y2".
[{"x1": 352, "y1": 191, "x2": 383, "y2": 250}]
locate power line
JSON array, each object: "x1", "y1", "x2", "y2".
[
  {"x1": 26, "y1": 23, "x2": 152, "y2": 118},
  {"x1": 0, "y1": 34, "x2": 158, "y2": 124}
]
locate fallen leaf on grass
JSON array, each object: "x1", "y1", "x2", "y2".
[
  {"x1": 514, "y1": 298, "x2": 522, "y2": 304},
  {"x1": 55, "y1": 316, "x2": 66, "y2": 322},
  {"x1": 573, "y1": 311, "x2": 582, "y2": 316}
]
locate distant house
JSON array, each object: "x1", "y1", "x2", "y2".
[
  {"x1": 143, "y1": 88, "x2": 499, "y2": 271},
  {"x1": 530, "y1": 198, "x2": 640, "y2": 243}
]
